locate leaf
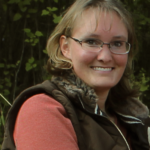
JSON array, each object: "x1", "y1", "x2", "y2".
[
  {"x1": 3, "y1": 71, "x2": 9, "y2": 75},
  {"x1": 8, "y1": 0, "x2": 16, "y2": 4},
  {"x1": 28, "y1": 33, "x2": 35, "y2": 38},
  {"x1": 47, "y1": 7, "x2": 58, "y2": 12},
  {"x1": 33, "y1": 38, "x2": 39, "y2": 44},
  {"x1": 28, "y1": 9, "x2": 37, "y2": 13},
  {"x1": 0, "y1": 63, "x2": 4, "y2": 68},
  {"x1": 24, "y1": 28, "x2": 31, "y2": 33},
  {"x1": 54, "y1": 0, "x2": 58, "y2": 3},
  {"x1": 4, "y1": 78, "x2": 9, "y2": 82},
  {"x1": 22, "y1": 0, "x2": 31, "y2": 5},
  {"x1": 139, "y1": 20, "x2": 146, "y2": 25},
  {"x1": 33, "y1": 64, "x2": 37, "y2": 68},
  {"x1": 140, "y1": 84, "x2": 149, "y2": 92},
  {"x1": 28, "y1": 57, "x2": 34, "y2": 64},
  {"x1": 11, "y1": 64, "x2": 16, "y2": 68},
  {"x1": 6, "y1": 81, "x2": 12, "y2": 87},
  {"x1": 41, "y1": 10, "x2": 50, "y2": 16},
  {"x1": 16, "y1": 60, "x2": 20, "y2": 66},
  {"x1": 30, "y1": 39, "x2": 33, "y2": 43},
  {"x1": 2, "y1": 4, "x2": 7, "y2": 11},
  {"x1": 51, "y1": 7, "x2": 58, "y2": 11},
  {"x1": 35, "y1": 31, "x2": 43, "y2": 37},
  {"x1": 13, "y1": 13, "x2": 22, "y2": 21},
  {"x1": 20, "y1": 7, "x2": 27, "y2": 12},
  {"x1": 4, "y1": 89, "x2": 10, "y2": 96},
  {"x1": 25, "y1": 63, "x2": 32, "y2": 71},
  {"x1": 25, "y1": 39, "x2": 30, "y2": 42},
  {"x1": 0, "y1": 110, "x2": 5, "y2": 126},
  {"x1": 26, "y1": 14, "x2": 30, "y2": 18},
  {"x1": 6, "y1": 65, "x2": 10, "y2": 68},
  {"x1": 0, "y1": 85, "x2": 3, "y2": 89},
  {"x1": 53, "y1": 14, "x2": 62, "y2": 24},
  {"x1": 43, "y1": 49, "x2": 47, "y2": 54}
]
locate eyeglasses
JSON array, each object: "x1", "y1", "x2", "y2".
[{"x1": 69, "y1": 36, "x2": 131, "y2": 54}]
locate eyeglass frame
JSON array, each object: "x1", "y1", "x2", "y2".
[{"x1": 68, "y1": 36, "x2": 131, "y2": 55}]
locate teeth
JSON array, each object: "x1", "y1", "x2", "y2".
[{"x1": 93, "y1": 67, "x2": 112, "y2": 71}]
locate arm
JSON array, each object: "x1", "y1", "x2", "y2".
[{"x1": 13, "y1": 93, "x2": 79, "y2": 150}]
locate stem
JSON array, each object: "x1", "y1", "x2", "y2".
[
  {"x1": 0, "y1": 94, "x2": 12, "y2": 106},
  {"x1": 13, "y1": 20, "x2": 26, "y2": 100}
]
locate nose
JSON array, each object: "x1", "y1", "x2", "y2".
[{"x1": 97, "y1": 44, "x2": 113, "y2": 62}]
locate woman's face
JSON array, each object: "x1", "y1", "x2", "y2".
[{"x1": 60, "y1": 9, "x2": 128, "y2": 96}]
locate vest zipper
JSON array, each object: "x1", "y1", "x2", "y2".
[
  {"x1": 108, "y1": 118, "x2": 130, "y2": 150},
  {"x1": 78, "y1": 96, "x2": 130, "y2": 150}
]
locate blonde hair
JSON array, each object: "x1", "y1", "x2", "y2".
[
  {"x1": 46, "y1": 0, "x2": 139, "y2": 108},
  {"x1": 47, "y1": 0, "x2": 136, "y2": 76}
]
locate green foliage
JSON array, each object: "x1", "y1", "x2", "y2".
[
  {"x1": 133, "y1": 68, "x2": 150, "y2": 92},
  {"x1": 43, "y1": 49, "x2": 47, "y2": 54},
  {"x1": 13, "y1": 13, "x2": 22, "y2": 21},
  {"x1": 25, "y1": 57, "x2": 37, "y2": 71},
  {"x1": 0, "y1": 0, "x2": 72, "y2": 144},
  {"x1": 53, "y1": 14, "x2": 62, "y2": 24},
  {"x1": 0, "y1": 94, "x2": 12, "y2": 147},
  {"x1": 41, "y1": 7, "x2": 58, "y2": 16},
  {"x1": 24, "y1": 29, "x2": 43, "y2": 46}
]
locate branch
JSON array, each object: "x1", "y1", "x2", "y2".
[
  {"x1": 13, "y1": 20, "x2": 26, "y2": 100},
  {"x1": 0, "y1": 94, "x2": 12, "y2": 106}
]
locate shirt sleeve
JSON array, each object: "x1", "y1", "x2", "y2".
[{"x1": 13, "y1": 93, "x2": 79, "y2": 150}]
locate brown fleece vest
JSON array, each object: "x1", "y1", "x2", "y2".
[{"x1": 1, "y1": 80, "x2": 150, "y2": 150}]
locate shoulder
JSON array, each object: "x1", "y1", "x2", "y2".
[
  {"x1": 13, "y1": 93, "x2": 79, "y2": 150},
  {"x1": 18, "y1": 93, "x2": 68, "y2": 118}
]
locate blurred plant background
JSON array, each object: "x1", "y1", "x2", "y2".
[{"x1": 0, "y1": 0, "x2": 150, "y2": 147}]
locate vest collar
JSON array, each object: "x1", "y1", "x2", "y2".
[{"x1": 51, "y1": 70, "x2": 149, "y2": 124}]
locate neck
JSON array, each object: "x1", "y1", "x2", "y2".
[{"x1": 95, "y1": 90, "x2": 109, "y2": 113}]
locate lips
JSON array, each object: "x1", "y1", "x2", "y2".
[{"x1": 91, "y1": 67, "x2": 113, "y2": 71}]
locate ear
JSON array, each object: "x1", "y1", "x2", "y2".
[{"x1": 60, "y1": 35, "x2": 71, "y2": 59}]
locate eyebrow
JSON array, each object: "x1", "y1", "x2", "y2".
[
  {"x1": 82, "y1": 34, "x2": 127, "y2": 41},
  {"x1": 112, "y1": 36, "x2": 127, "y2": 41},
  {"x1": 83, "y1": 33, "x2": 100, "y2": 38}
]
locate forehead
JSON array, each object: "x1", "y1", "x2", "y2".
[{"x1": 72, "y1": 8, "x2": 128, "y2": 39}]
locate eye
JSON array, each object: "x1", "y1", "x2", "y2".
[
  {"x1": 84, "y1": 39, "x2": 101, "y2": 47},
  {"x1": 112, "y1": 41, "x2": 124, "y2": 47}
]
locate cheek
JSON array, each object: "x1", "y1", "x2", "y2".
[
  {"x1": 114, "y1": 55, "x2": 128, "y2": 68},
  {"x1": 71, "y1": 48, "x2": 96, "y2": 65}
]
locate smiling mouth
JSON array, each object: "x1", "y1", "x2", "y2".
[{"x1": 92, "y1": 67, "x2": 114, "y2": 71}]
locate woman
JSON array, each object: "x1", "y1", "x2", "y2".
[{"x1": 2, "y1": 0, "x2": 150, "y2": 150}]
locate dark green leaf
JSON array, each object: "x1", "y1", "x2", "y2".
[
  {"x1": 13, "y1": 13, "x2": 22, "y2": 21},
  {"x1": 24, "y1": 28, "x2": 31, "y2": 33},
  {"x1": 4, "y1": 90, "x2": 10, "y2": 96},
  {"x1": 2, "y1": 4, "x2": 7, "y2": 11},
  {"x1": 8, "y1": 0, "x2": 16, "y2": 4},
  {"x1": 33, "y1": 64, "x2": 37, "y2": 68},
  {"x1": 25, "y1": 63, "x2": 32, "y2": 71},
  {"x1": 35, "y1": 31, "x2": 43, "y2": 37},
  {"x1": 25, "y1": 39, "x2": 30, "y2": 42},
  {"x1": 0, "y1": 63, "x2": 4, "y2": 68},
  {"x1": 28, "y1": 57, "x2": 34, "y2": 64},
  {"x1": 43, "y1": 49, "x2": 47, "y2": 54},
  {"x1": 53, "y1": 14, "x2": 62, "y2": 24},
  {"x1": 47, "y1": 7, "x2": 58, "y2": 12},
  {"x1": 28, "y1": 9, "x2": 37, "y2": 13},
  {"x1": 54, "y1": 0, "x2": 58, "y2": 3},
  {"x1": 41, "y1": 10, "x2": 50, "y2": 16},
  {"x1": 3, "y1": 71, "x2": 9, "y2": 75}
]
